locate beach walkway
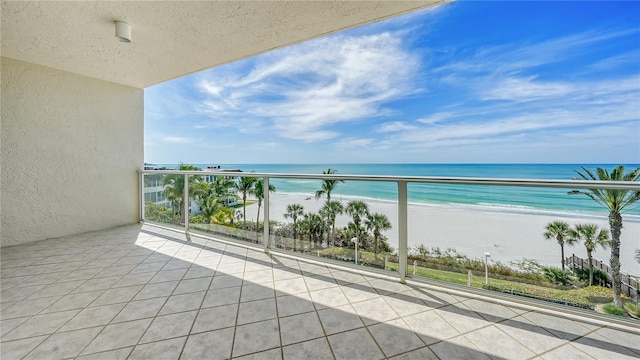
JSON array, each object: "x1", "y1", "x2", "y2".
[{"x1": 1, "y1": 224, "x2": 638, "y2": 359}]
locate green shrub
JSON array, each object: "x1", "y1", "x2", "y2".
[
  {"x1": 602, "y1": 302, "x2": 627, "y2": 316},
  {"x1": 543, "y1": 267, "x2": 573, "y2": 286},
  {"x1": 623, "y1": 302, "x2": 640, "y2": 318},
  {"x1": 573, "y1": 268, "x2": 611, "y2": 286}
]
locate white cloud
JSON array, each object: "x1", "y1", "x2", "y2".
[
  {"x1": 377, "y1": 121, "x2": 416, "y2": 133},
  {"x1": 163, "y1": 136, "x2": 193, "y2": 143},
  {"x1": 196, "y1": 31, "x2": 421, "y2": 141},
  {"x1": 481, "y1": 76, "x2": 573, "y2": 101}
]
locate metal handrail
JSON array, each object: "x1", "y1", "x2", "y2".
[{"x1": 139, "y1": 169, "x2": 640, "y2": 191}]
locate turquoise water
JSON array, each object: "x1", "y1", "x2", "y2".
[{"x1": 160, "y1": 164, "x2": 640, "y2": 219}]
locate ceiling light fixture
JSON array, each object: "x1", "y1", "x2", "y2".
[{"x1": 115, "y1": 21, "x2": 131, "y2": 43}]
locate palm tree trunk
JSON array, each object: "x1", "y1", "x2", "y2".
[
  {"x1": 588, "y1": 252, "x2": 593, "y2": 286},
  {"x1": 609, "y1": 211, "x2": 623, "y2": 307},
  {"x1": 256, "y1": 203, "x2": 261, "y2": 243},
  {"x1": 293, "y1": 220, "x2": 297, "y2": 252},
  {"x1": 242, "y1": 193, "x2": 248, "y2": 230},
  {"x1": 560, "y1": 243, "x2": 565, "y2": 271}
]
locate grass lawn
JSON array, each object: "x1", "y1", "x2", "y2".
[{"x1": 386, "y1": 262, "x2": 617, "y2": 309}]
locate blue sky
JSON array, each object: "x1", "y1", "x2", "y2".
[{"x1": 144, "y1": 1, "x2": 640, "y2": 164}]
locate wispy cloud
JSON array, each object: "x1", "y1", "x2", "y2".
[
  {"x1": 196, "y1": 31, "x2": 421, "y2": 141},
  {"x1": 163, "y1": 136, "x2": 193, "y2": 144}
]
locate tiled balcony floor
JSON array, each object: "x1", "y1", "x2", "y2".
[{"x1": 1, "y1": 224, "x2": 639, "y2": 360}]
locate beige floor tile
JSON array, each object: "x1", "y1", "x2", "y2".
[
  {"x1": 139, "y1": 310, "x2": 197, "y2": 343},
  {"x1": 72, "y1": 276, "x2": 121, "y2": 293},
  {"x1": 237, "y1": 298, "x2": 277, "y2": 325},
  {"x1": 129, "y1": 336, "x2": 187, "y2": 360},
  {"x1": 183, "y1": 266, "x2": 216, "y2": 279},
  {"x1": 191, "y1": 303, "x2": 238, "y2": 333},
  {"x1": 276, "y1": 293, "x2": 315, "y2": 317},
  {"x1": 202, "y1": 286, "x2": 241, "y2": 307},
  {"x1": 539, "y1": 343, "x2": 594, "y2": 360},
  {"x1": 369, "y1": 318, "x2": 425, "y2": 357},
  {"x1": 210, "y1": 274, "x2": 243, "y2": 289},
  {"x1": 90, "y1": 285, "x2": 144, "y2": 306},
  {"x1": 236, "y1": 347, "x2": 282, "y2": 360},
  {"x1": 317, "y1": 304, "x2": 364, "y2": 335},
  {"x1": 23, "y1": 326, "x2": 103, "y2": 359},
  {"x1": 340, "y1": 283, "x2": 380, "y2": 303},
  {"x1": 383, "y1": 291, "x2": 430, "y2": 317},
  {"x1": 352, "y1": 297, "x2": 399, "y2": 325},
  {"x1": 434, "y1": 304, "x2": 490, "y2": 334},
  {"x1": 495, "y1": 316, "x2": 565, "y2": 354},
  {"x1": 283, "y1": 337, "x2": 333, "y2": 360},
  {"x1": 111, "y1": 297, "x2": 167, "y2": 323},
  {"x1": 59, "y1": 303, "x2": 126, "y2": 331},
  {"x1": 279, "y1": 312, "x2": 325, "y2": 345},
  {"x1": 150, "y1": 268, "x2": 188, "y2": 283},
  {"x1": 181, "y1": 328, "x2": 234, "y2": 360},
  {"x1": 0, "y1": 317, "x2": 29, "y2": 337},
  {"x1": 241, "y1": 283, "x2": 275, "y2": 302},
  {"x1": 232, "y1": 319, "x2": 281, "y2": 357},
  {"x1": 389, "y1": 346, "x2": 438, "y2": 360},
  {"x1": 2, "y1": 309, "x2": 79, "y2": 340},
  {"x1": 134, "y1": 280, "x2": 179, "y2": 301},
  {"x1": 159, "y1": 291, "x2": 205, "y2": 315},
  {"x1": 80, "y1": 318, "x2": 153, "y2": 355},
  {"x1": 40, "y1": 290, "x2": 104, "y2": 313},
  {"x1": 571, "y1": 332, "x2": 639, "y2": 360},
  {"x1": 304, "y1": 274, "x2": 338, "y2": 292},
  {"x1": 429, "y1": 334, "x2": 491, "y2": 360},
  {"x1": 328, "y1": 327, "x2": 384, "y2": 360},
  {"x1": 465, "y1": 325, "x2": 536, "y2": 360},
  {"x1": 173, "y1": 277, "x2": 213, "y2": 295},
  {"x1": 0, "y1": 335, "x2": 48, "y2": 360},
  {"x1": 403, "y1": 310, "x2": 460, "y2": 345},
  {"x1": 309, "y1": 287, "x2": 349, "y2": 310},
  {"x1": 274, "y1": 277, "x2": 308, "y2": 296}
]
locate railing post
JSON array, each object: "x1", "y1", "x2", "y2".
[
  {"x1": 398, "y1": 180, "x2": 408, "y2": 283},
  {"x1": 139, "y1": 172, "x2": 145, "y2": 222},
  {"x1": 263, "y1": 176, "x2": 270, "y2": 253},
  {"x1": 184, "y1": 174, "x2": 189, "y2": 234}
]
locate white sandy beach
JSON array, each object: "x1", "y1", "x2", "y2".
[{"x1": 243, "y1": 192, "x2": 640, "y2": 276}]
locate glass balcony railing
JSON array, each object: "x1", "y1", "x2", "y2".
[{"x1": 139, "y1": 169, "x2": 640, "y2": 319}]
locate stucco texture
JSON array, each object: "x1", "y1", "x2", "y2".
[{"x1": 1, "y1": 57, "x2": 143, "y2": 246}]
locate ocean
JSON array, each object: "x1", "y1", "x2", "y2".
[{"x1": 159, "y1": 164, "x2": 640, "y2": 220}]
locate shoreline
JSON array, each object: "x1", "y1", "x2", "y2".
[{"x1": 242, "y1": 191, "x2": 640, "y2": 276}]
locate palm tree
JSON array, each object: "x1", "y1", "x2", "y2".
[
  {"x1": 235, "y1": 176, "x2": 257, "y2": 229},
  {"x1": 254, "y1": 179, "x2": 276, "y2": 226},
  {"x1": 543, "y1": 221, "x2": 572, "y2": 271},
  {"x1": 254, "y1": 179, "x2": 276, "y2": 240},
  {"x1": 284, "y1": 204, "x2": 304, "y2": 251},
  {"x1": 365, "y1": 212, "x2": 392, "y2": 259},
  {"x1": 346, "y1": 200, "x2": 370, "y2": 247},
  {"x1": 163, "y1": 164, "x2": 201, "y2": 223},
  {"x1": 320, "y1": 200, "x2": 343, "y2": 256},
  {"x1": 315, "y1": 168, "x2": 344, "y2": 203},
  {"x1": 302, "y1": 212, "x2": 324, "y2": 249},
  {"x1": 569, "y1": 224, "x2": 610, "y2": 286},
  {"x1": 569, "y1": 165, "x2": 640, "y2": 305}
]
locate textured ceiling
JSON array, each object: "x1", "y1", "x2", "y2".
[{"x1": 1, "y1": 1, "x2": 447, "y2": 88}]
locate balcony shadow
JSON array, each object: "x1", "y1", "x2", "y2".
[{"x1": 133, "y1": 224, "x2": 640, "y2": 359}]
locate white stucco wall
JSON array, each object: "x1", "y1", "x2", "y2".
[{"x1": 1, "y1": 57, "x2": 143, "y2": 246}]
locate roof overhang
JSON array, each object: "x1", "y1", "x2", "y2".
[{"x1": 1, "y1": 1, "x2": 448, "y2": 88}]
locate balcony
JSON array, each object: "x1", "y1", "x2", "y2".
[{"x1": 2, "y1": 172, "x2": 639, "y2": 359}]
